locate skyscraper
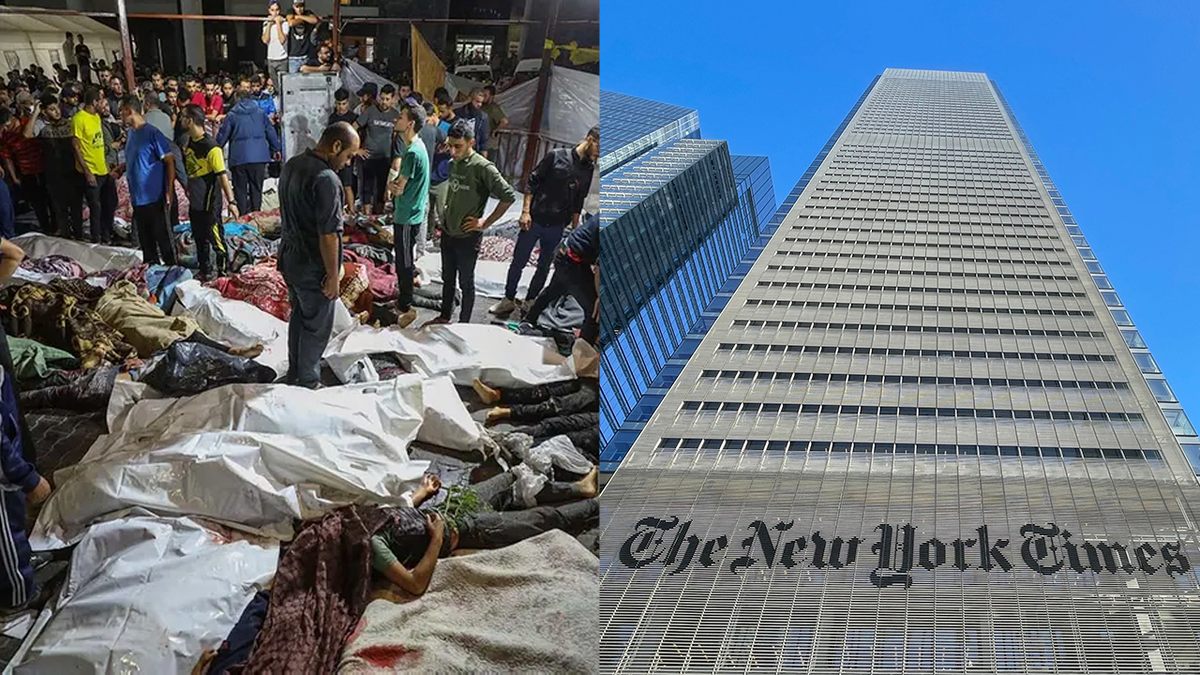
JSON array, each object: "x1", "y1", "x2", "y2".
[
  {"x1": 598, "y1": 92, "x2": 776, "y2": 472},
  {"x1": 599, "y1": 69, "x2": 1200, "y2": 673}
]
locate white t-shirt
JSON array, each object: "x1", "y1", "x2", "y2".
[{"x1": 262, "y1": 19, "x2": 290, "y2": 61}]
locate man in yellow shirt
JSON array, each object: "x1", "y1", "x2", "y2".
[
  {"x1": 179, "y1": 103, "x2": 238, "y2": 280},
  {"x1": 71, "y1": 87, "x2": 116, "y2": 244}
]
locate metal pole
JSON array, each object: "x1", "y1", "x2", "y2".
[
  {"x1": 331, "y1": 0, "x2": 341, "y2": 56},
  {"x1": 518, "y1": 0, "x2": 559, "y2": 192},
  {"x1": 115, "y1": 0, "x2": 136, "y2": 92},
  {"x1": 0, "y1": 7, "x2": 551, "y2": 25}
]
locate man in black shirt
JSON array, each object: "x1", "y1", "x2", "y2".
[
  {"x1": 74, "y1": 35, "x2": 92, "y2": 85},
  {"x1": 455, "y1": 87, "x2": 490, "y2": 158},
  {"x1": 277, "y1": 122, "x2": 359, "y2": 388},
  {"x1": 327, "y1": 88, "x2": 357, "y2": 212},
  {"x1": 520, "y1": 212, "x2": 599, "y2": 345},
  {"x1": 286, "y1": 0, "x2": 320, "y2": 75},
  {"x1": 492, "y1": 126, "x2": 598, "y2": 317}
]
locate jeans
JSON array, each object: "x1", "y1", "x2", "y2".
[
  {"x1": 505, "y1": 222, "x2": 564, "y2": 302},
  {"x1": 231, "y1": 163, "x2": 267, "y2": 214},
  {"x1": 132, "y1": 199, "x2": 177, "y2": 266},
  {"x1": 288, "y1": 56, "x2": 305, "y2": 74},
  {"x1": 524, "y1": 251, "x2": 598, "y2": 344},
  {"x1": 267, "y1": 59, "x2": 289, "y2": 98},
  {"x1": 394, "y1": 221, "x2": 420, "y2": 312},
  {"x1": 424, "y1": 181, "x2": 449, "y2": 252},
  {"x1": 439, "y1": 232, "x2": 482, "y2": 322},
  {"x1": 190, "y1": 209, "x2": 227, "y2": 277},
  {"x1": 456, "y1": 471, "x2": 598, "y2": 551},
  {"x1": 81, "y1": 174, "x2": 116, "y2": 243},
  {"x1": 284, "y1": 276, "x2": 335, "y2": 388}
]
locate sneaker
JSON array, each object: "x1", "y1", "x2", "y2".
[
  {"x1": 488, "y1": 298, "x2": 518, "y2": 316},
  {"x1": 516, "y1": 321, "x2": 538, "y2": 336},
  {"x1": 396, "y1": 307, "x2": 418, "y2": 329}
]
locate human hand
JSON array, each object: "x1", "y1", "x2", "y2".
[
  {"x1": 462, "y1": 215, "x2": 483, "y2": 232},
  {"x1": 426, "y1": 512, "x2": 445, "y2": 541},
  {"x1": 85, "y1": 172, "x2": 97, "y2": 187},
  {"x1": 9, "y1": 175, "x2": 19, "y2": 187},
  {"x1": 592, "y1": 298, "x2": 599, "y2": 320},
  {"x1": 273, "y1": 151, "x2": 282, "y2": 162},
  {"x1": 227, "y1": 203, "x2": 240, "y2": 219},
  {"x1": 519, "y1": 211, "x2": 531, "y2": 230},
  {"x1": 27, "y1": 476, "x2": 51, "y2": 506},
  {"x1": 322, "y1": 273, "x2": 339, "y2": 299},
  {"x1": 422, "y1": 473, "x2": 442, "y2": 494},
  {"x1": 356, "y1": 148, "x2": 370, "y2": 159}
]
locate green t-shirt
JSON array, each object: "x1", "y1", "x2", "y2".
[
  {"x1": 394, "y1": 139, "x2": 429, "y2": 226},
  {"x1": 442, "y1": 151, "x2": 517, "y2": 238}
]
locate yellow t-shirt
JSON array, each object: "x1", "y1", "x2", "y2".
[{"x1": 72, "y1": 110, "x2": 107, "y2": 176}]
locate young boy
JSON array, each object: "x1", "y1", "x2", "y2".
[
  {"x1": 385, "y1": 103, "x2": 430, "y2": 329},
  {"x1": 180, "y1": 103, "x2": 238, "y2": 280},
  {"x1": 425, "y1": 119, "x2": 515, "y2": 327},
  {"x1": 355, "y1": 83, "x2": 399, "y2": 215},
  {"x1": 328, "y1": 88, "x2": 357, "y2": 212}
]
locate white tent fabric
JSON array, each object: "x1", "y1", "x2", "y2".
[
  {"x1": 323, "y1": 323, "x2": 576, "y2": 389},
  {"x1": 494, "y1": 66, "x2": 599, "y2": 143},
  {"x1": 0, "y1": 14, "x2": 122, "y2": 76},
  {"x1": 13, "y1": 514, "x2": 278, "y2": 674}
]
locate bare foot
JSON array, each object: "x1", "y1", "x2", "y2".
[
  {"x1": 485, "y1": 407, "x2": 511, "y2": 426},
  {"x1": 576, "y1": 466, "x2": 598, "y2": 498},
  {"x1": 472, "y1": 378, "x2": 501, "y2": 405},
  {"x1": 228, "y1": 344, "x2": 264, "y2": 359}
]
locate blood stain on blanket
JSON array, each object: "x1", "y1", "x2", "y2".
[{"x1": 355, "y1": 644, "x2": 423, "y2": 668}]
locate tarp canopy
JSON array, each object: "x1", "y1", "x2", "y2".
[
  {"x1": 494, "y1": 66, "x2": 599, "y2": 144},
  {"x1": 0, "y1": 14, "x2": 123, "y2": 74}
]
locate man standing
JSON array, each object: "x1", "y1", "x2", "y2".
[
  {"x1": 492, "y1": 126, "x2": 598, "y2": 317},
  {"x1": 521, "y1": 212, "x2": 599, "y2": 345},
  {"x1": 277, "y1": 122, "x2": 359, "y2": 388},
  {"x1": 143, "y1": 95, "x2": 186, "y2": 239},
  {"x1": 62, "y1": 33, "x2": 75, "y2": 77},
  {"x1": 384, "y1": 104, "x2": 430, "y2": 329},
  {"x1": 286, "y1": 0, "x2": 319, "y2": 74},
  {"x1": 482, "y1": 84, "x2": 507, "y2": 147},
  {"x1": 415, "y1": 101, "x2": 448, "y2": 258},
  {"x1": 105, "y1": 76, "x2": 125, "y2": 119},
  {"x1": 180, "y1": 104, "x2": 239, "y2": 280},
  {"x1": 327, "y1": 88, "x2": 357, "y2": 212},
  {"x1": 74, "y1": 35, "x2": 92, "y2": 86},
  {"x1": 34, "y1": 95, "x2": 81, "y2": 238},
  {"x1": 216, "y1": 91, "x2": 281, "y2": 214},
  {"x1": 262, "y1": 1, "x2": 290, "y2": 95},
  {"x1": 455, "y1": 88, "x2": 491, "y2": 158},
  {"x1": 2, "y1": 95, "x2": 51, "y2": 233},
  {"x1": 355, "y1": 83, "x2": 398, "y2": 215},
  {"x1": 72, "y1": 87, "x2": 115, "y2": 244},
  {"x1": 249, "y1": 75, "x2": 277, "y2": 121},
  {"x1": 428, "y1": 120, "x2": 515, "y2": 327},
  {"x1": 116, "y1": 96, "x2": 177, "y2": 265}
]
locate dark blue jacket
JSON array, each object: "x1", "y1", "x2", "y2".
[{"x1": 216, "y1": 99, "x2": 281, "y2": 167}]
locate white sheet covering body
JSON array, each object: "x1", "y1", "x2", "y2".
[
  {"x1": 10, "y1": 233, "x2": 143, "y2": 273},
  {"x1": 172, "y1": 279, "x2": 289, "y2": 375},
  {"x1": 416, "y1": 252, "x2": 534, "y2": 300},
  {"x1": 14, "y1": 515, "x2": 277, "y2": 674},
  {"x1": 324, "y1": 323, "x2": 575, "y2": 388}
]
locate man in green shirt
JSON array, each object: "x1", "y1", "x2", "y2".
[
  {"x1": 385, "y1": 103, "x2": 430, "y2": 329},
  {"x1": 424, "y1": 119, "x2": 516, "y2": 327}
]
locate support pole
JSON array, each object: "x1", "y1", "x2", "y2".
[
  {"x1": 518, "y1": 0, "x2": 560, "y2": 192},
  {"x1": 116, "y1": 0, "x2": 136, "y2": 92},
  {"x1": 331, "y1": 0, "x2": 341, "y2": 56}
]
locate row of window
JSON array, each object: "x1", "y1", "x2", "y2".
[
  {"x1": 655, "y1": 436, "x2": 1162, "y2": 461},
  {"x1": 728, "y1": 319, "x2": 1105, "y2": 339},
  {"x1": 782, "y1": 237, "x2": 1064, "y2": 253},
  {"x1": 792, "y1": 224, "x2": 1062, "y2": 239},
  {"x1": 699, "y1": 370, "x2": 1129, "y2": 390},
  {"x1": 823, "y1": 171, "x2": 1038, "y2": 183},
  {"x1": 775, "y1": 251, "x2": 1072, "y2": 266},
  {"x1": 678, "y1": 400, "x2": 1145, "y2": 422},
  {"x1": 744, "y1": 299, "x2": 1094, "y2": 318},
  {"x1": 755, "y1": 281, "x2": 1085, "y2": 299},
  {"x1": 715, "y1": 343, "x2": 1117, "y2": 363},
  {"x1": 801, "y1": 204, "x2": 1049, "y2": 215},
  {"x1": 807, "y1": 194, "x2": 1046, "y2": 205},
  {"x1": 764, "y1": 265, "x2": 1078, "y2": 282}
]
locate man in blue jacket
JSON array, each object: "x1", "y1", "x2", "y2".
[
  {"x1": 216, "y1": 90, "x2": 281, "y2": 215},
  {"x1": 0, "y1": 360, "x2": 51, "y2": 610}
]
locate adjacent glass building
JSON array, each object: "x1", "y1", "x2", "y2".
[
  {"x1": 599, "y1": 69, "x2": 1200, "y2": 673},
  {"x1": 598, "y1": 92, "x2": 776, "y2": 472}
]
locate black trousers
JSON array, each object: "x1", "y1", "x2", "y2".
[
  {"x1": 132, "y1": 199, "x2": 177, "y2": 266},
  {"x1": 508, "y1": 383, "x2": 599, "y2": 423},
  {"x1": 497, "y1": 379, "x2": 581, "y2": 405},
  {"x1": 515, "y1": 412, "x2": 600, "y2": 441},
  {"x1": 284, "y1": 275, "x2": 336, "y2": 389},
  {"x1": 359, "y1": 157, "x2": 390, "y2": 211},
  {"x1": 524, "y1": 251, "x2": 598, "y2": 344},
  {"x1": 16, "y1": 172, "x2": 51, "y2": 233},
  {"x1": 190, "y1": 209, "x2": 227, "y2": 277},
  {"x1": 82, "y1": 174, "x2": 116, "y2": 243},
  {"x1": 439, "y1": 233, "x2": 482, "y2": 322},
  {"x1": 230, "y1": 163, "x2": 266, "y2": 215},
  {"x1": 456, "y1": 470, "x2": 598, "y2": 550},
  {"x1": 394, "y1": 221, "x2": 419, "y2": 312},
  {"x1": 45, "y1": 171, "x2": 82, "y2": 238},
  {"x1": 182, "y1": 330, "x2": 231, "y2": 353}
]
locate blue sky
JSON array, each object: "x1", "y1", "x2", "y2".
[{"x1": 602, "y1": 1, "x2": 1200, "y2": 422}]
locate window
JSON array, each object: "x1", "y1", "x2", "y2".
[
  {"x1": 1101, "y1": 292, "x2": 1122, "y2": 307},
  {"x1": 1093, "y1": 276, "x2": 1114, "y2": 290},
  {"x1": 1121, "y1": 330, "x2": 1146, "y2": 349},
  {"x1": 1181, "y1": 444, "x2": 1200, "y2": 474},
  {"x1": 1146, "y1": 379, "x2": 1176, "y2": 403},
  {"x1": 1163, "y1": 409, "x2": 1198, "y2": 436},
  {"x1": 1133, "y1": 353, "x2": 1161, "y2": 373},
  {"x1": 1110, "y1": 310, "x2": 1134, "y2": 326}
]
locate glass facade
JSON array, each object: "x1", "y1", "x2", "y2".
[
  {"x1": 599, "y1": 90, "x2": 702, "y2": 176},
  {"x1": 599, "y1": 69, "x2": 1200, "y2": 673},
  {"x1": 599, "y1": 136, "x2": 775, "y2": 471}
]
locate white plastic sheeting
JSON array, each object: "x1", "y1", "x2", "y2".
[
  {"x1": 494, "y1": 66, "x2": 599, "y2": 143},
  {"x1": 10, "y1": 233, "x2": 143, "y2": 275},
  {"x1": 172, "y1": 280, "x2": 289, "y2": 376},
  {"x1": 324, "y1": 323, "x2": 575, "y2": 388},
  {"x1": 13, "y1": 514, "x2": 277, "y2": 674},
  {"x1": 415, "y1": 252, "x2": 534, "y2": 300},
  {"x1": 32, "y1": 378, "x2": 436, "y2": 549},
  {"x1": 415, "y1": 375, "x2": 483, "y2": 452}
]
